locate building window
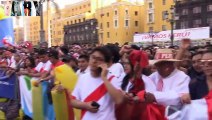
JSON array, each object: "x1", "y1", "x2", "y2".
[
  {"x1": 149, "y1": 27, "x2": 153, "y2": 32},
  {"x1": 135, "y1": 21, "x2": 138, "y2": 27},
  {"x1": 115, "y1": 10, "x2": 118, "y2": 15},
  {"x1": 114, "y1": 20, "x2": 118, "y2": 27},
  {"x1": 207, "y1": 18, "x2": 212, "y2": 27},
  {"x1": 125, "y1": 20, "x2": 129, "y2": 27},
  {"x1": 193, "y1": 19, "x2": 201, "y2": 27},
  {"x1": 107, "y1": 32, "x2": 110, "y2": 38},
  {"x1": 83, "y1": 18, "x2": 86, "y2": 21},
  {"x1": 162, "y1": 11, "x2": 167, "y2": 20},
  {"x1": 182, "y1": 9, "x2": 188, "y2": 15},
  {"x1": 148, "y1": 13, "x2": 153, "y2": 23},
  {"x1": 135, "y1": 11, "x2": 138, "y2": 16},
  {"x1": 75, "y1": 20, "x2": 77, "y2": 23},
  {"x1": 193, "y1": 7, "x2": 201, "y2": 14},
  {"x1": 180, "y1": 21, "x2": 188, "y2": 29},
  {"x1": 107, "y1": 13, "x2": 109, "y2": 17},
  {"x1": 162, "y1": 0, "x2": 166, "y2": 5},
  {"x1": 149, "y1": 2, "x2": 153, "y2": 9},
  {"x1": 207, "y1": 5, "x2": 212, "y2": 11},
  {"x1": 100, "y1": 23, "x2": 103, "y2": 29},
  {"x1": 79, "y1": 19, "x2": 81, "y2": 23},
  {"x1": 107, "y1": 22, "x2": 110, "y2": 28},
  {"x1": 162, "y1": 25, "x2": 166, "y2": 31},
  {"x1": 125, "y1": 9, "x2": 129, "y2": 15},
  {"x1": 67, "y1": 21, "x2": 69, "y2": 25}
]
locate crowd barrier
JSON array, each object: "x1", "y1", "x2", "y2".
[{"x1": 0, "y1": 70, "x2": 77, "y2": 120}]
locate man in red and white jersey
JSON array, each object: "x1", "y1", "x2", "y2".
[
  {"x1": 26, "y1": 49, "x2": 52, "y2": 78},
  {"x1": 71, "y1": 47, "x2": 124, "y2": 120}
]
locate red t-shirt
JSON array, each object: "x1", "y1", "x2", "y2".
[{"x1": 51, "y1": 61, "x2": 64, "y2": 69}]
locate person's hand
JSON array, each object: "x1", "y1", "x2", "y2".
[
  {"x1": 32, "y1": 80, "x2": 39, "y2": 87},
  {"x1": 132, "y1": 96, "x2": 141, "y2": 103},
  {"x1": 19, "y1": 71, "x2": 28, "y2": 75},
  {"x1": 124, "y1": 93, "x2": 134, "y2": 103},
  {"x1": 85, "y1": 101, "x2": 99, "y2": 113},
  {"x1": 145, "y1": 92, "x2": 156, "y2": 103},
  {"x1": 181, "y1": 93, "x2": 191, "y2": 104},
  {"x1": 181, "y1": 39, "x2": 191, "y2": 50},
  {"x1": 120, "y1": 45, "x2": 133, "y2": 55},
  {"x1": 55, "y1": 85, "x2": 65, "y2": 93},
  {"x1": 98, "y1": 63, "x2": 108, "y2": 80}
]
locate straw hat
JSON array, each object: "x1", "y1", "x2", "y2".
[{"x1": 150, "y1": 49, "x2": 181, "y2": 65}]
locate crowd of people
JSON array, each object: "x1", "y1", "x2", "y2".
[{"x1": 0, "y1": 39, "x2": 212, "y2": 120}]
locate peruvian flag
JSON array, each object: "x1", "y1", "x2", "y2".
[{"x1": 166, "y1": 90, "x2": 212, "y2": 120}]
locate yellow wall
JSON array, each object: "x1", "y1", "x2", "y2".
[
  {"x1": 95, "y1": 1, "x2": 144, "y2": 45},
  {"x1": 27, "y1": 11, "x2": 49, "y2": 45},
  {"x1": 143, "y1": 0, "x2": 174, "y2": 32},
  {"x1": 51, "y1": 0, "x2": 92, "y2": 46},
  {"x1": 14, "y1": 27, "x2": 24, "y2": 44}
]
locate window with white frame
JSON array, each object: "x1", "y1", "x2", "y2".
[
  {"x1": 193, "y1": 19, "x2": 201, "y2": 27},
  {"x1": 125, "y1": 20, "x2": 129, "y2": 27},
  {"x1": 149, "y1": 2, "x2": 153, "y2": 9},
  {"x1": 193, "y1": 7, "x2": 201, "y2": 14},
  {"x1": 114, "y1": 10, "x2": 118, "y2": 15},
  {"x1": 162, "y1": 11, "x2": 167, "y2": 20},
  {"x1": 125, "y1": 9, "x2": 129, "y2": 15},
  {"x1": 163, "y1": 0, "x2": 166, "y2": 5},
  {"x1": 135, "y1": 21, "x2": 138, "y2": 27},
  {"x1": 207, "y1": 18, "x2": 212, "y2": 26},
  {"x1": 207, "y1": 5, "x2": 212, "y2": 11},
  {"x1": 182, "y1": 9, "x2": 188, "y2": 15},
  {"x1": 162, "y1": 25, "x2": 167, "y2": 31},
  {"x1": 114, "y1": 19, "x2": 118, "y2": 28},
  {"x1": 180, "y1": 21, "x2": 188, "y2": 29},
  {"x1": 148, "y1": 13, "x2": 153, "y2": 23}
]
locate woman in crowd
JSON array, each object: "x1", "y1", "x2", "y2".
[
  {"x1": 116, "y1": 49, "x2": 154, "y2": 120},
  {"x1": 17, "y1": 56, "x2": 36, "y2": 75}
]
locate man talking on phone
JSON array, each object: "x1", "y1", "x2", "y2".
[{"x1": 71, "y1": 47, "x2": 124, "y2": 120}]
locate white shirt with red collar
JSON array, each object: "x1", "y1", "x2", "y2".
[
  {"x1": 149, "y1": 69, "x2": 190, "y2": 107},
  {"x1": 72, "y1": 72, "x2": 121, "y2": 120},
  {"x1": 34, "y1": 60, "x2": 52, "y2": 73}
]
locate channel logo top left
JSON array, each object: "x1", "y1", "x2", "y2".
[{"x1": 0, "y1": 0, "x2": 40, "y2": 16}]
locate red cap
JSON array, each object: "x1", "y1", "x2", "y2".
[{"x1": 129, "y1": 50, "x2": 149, "y2": 68}]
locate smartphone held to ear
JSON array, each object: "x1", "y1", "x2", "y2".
[
  {"x1": 97, "y1": 67, "x2": 102, "y2": 72},
  {"x1": 91, "y1": 101, "x2": 100, "y2": 109}
]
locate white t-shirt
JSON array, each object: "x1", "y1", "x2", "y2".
[
  {"x1": 72, "y1": 73, "x2": 121, "y2": 120},
  {"x1": 76, "y1": 67, "x2": 90, "y2": 77},
  {"x1": 108, "y1": 63, "x2": 124, "y2": 78},
  {"x1": 119, "y1": 73, "x2": 156, "y2": 93},
  {"x1": 34, "y1": 62, "x2": 44, "y2": 72},
  {"x1": 34, "y1": 60, "x2": 52, "y2": 73},
  {"x1": 149, "y1": 69, "x2": 190, "y2": 107},
  {"x1": 8, "y1": 56, "x2": 15, "y2": 68}
]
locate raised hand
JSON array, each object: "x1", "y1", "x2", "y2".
[
  {"x1": 181, "y1": 39, "x2": 191, "y2": 50},
  {"x1": 98, "y1": 63, "x2": 108, "y2": 80}
]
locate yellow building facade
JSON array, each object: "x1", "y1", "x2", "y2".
[
  {"x1": 14, "y1": 27, "x2": 24, "y2": 44},
  {"x1": 14, "y1": 0, "x2": 146, "y2": 46},
  {"x1": 51, "y1": 0, "x2": 145, "y2": 45},
  {"x1": 51, "y1": 0, "x2": 92, "y2": 46},
  {"x1": 27, "y1": 11, "x2": 49, "y2": 45},
  {"x1": 143, "y1": 0, "x2": 174, "y2": 32},
  {"x1": 95, "y1": 1, "x2": 144, "y2": 45}
]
